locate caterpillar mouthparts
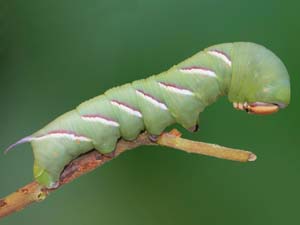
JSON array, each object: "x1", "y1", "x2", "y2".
[{"x1": 233, "y1": 102, "x2": 280, "y2": 115}]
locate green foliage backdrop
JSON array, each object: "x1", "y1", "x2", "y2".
[{"x1": 0, "y1": 0, "x2": 299, "y2": 224}]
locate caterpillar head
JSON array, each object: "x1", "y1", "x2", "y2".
[{"x1": 228, "y1": 42, "x2": 290, "y2": 115}]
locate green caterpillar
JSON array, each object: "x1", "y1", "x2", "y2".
[{"x1": 5, "y1": 42, "x2": 290, "y2": 188}]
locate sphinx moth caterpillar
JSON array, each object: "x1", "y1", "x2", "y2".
[{"x1": 5, "y1": 42, "x2": 291, "y2": 188}]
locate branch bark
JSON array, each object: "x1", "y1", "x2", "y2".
[{"x1": 0, "y1": 129, "x2": 256, "y2": 219}]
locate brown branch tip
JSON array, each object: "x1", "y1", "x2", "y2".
[{"x1": 0, "y1": 129, "x2": 256, "y2": 219}]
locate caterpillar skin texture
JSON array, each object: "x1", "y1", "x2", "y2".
[{"x1": 5, "y1": 42, "x2": 290, "y2": 188}]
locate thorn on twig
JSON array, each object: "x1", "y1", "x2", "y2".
[{"x1": 168, "y1": 129, "x2": 182, "y2": 137}]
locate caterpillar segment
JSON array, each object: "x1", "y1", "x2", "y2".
[{"x1": 5, "y1": 42, "x2": 290, "y2": 188}]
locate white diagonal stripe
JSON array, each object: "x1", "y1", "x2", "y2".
[
  {"x1": 208, "y1": 50, "x2": 232, "y2": 67},
  {"x1": 111, "y1": 100, "x2": 143, "y2": 118},
  {"x1": 179, "y1": 67, "x2": 217, "y2": 77},
  {"x1": 136, "y1": 90, "x2": 168, "y2": 110},
  {"x1": 81, "y1": 115, "x2": 120, "y2": 127},
  {"x1": 158, "y1": 82, "x2": 194, "y2": 96},
  {"x1": 34, "y1": 133, "x2": 91, "y2": 142}
]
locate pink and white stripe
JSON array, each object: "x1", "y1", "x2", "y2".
[
  {"x1": 207, "y1": 50, "x2": 232, "y2": 67},
  {"x1": 81, "y1": 114, "x2": 120, "y2": 127},
  {"x1": 158, "y1": 82, "x2": 194, "y2": 96},
  {"x1": 110, "y1": 100, "x2": 143, "y2": 118},
  {"x1": 4, "y1": 130, "x2": 91, "y2": 153},
  {"x1": 33, "y1": 130, "x2": 91, "y2": 142},
  {"x1": 179, "y1": 66, "x2": 217, "y2": 77},
  {"x1": 136, "y1": 89, "x2": 168, "y2": 111}
]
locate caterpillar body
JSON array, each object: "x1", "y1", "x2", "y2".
[{"x1": 5, "y1": 42, "x2": 290, "y2": 188}]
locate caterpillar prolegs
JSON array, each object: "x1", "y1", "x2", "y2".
[{"x1": 5, "y1": 42, "x2": 291, "y2": 188}]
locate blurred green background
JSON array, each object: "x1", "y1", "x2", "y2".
[{"x1": 0, "y1": 0, "x2": 299, "y2": 224}]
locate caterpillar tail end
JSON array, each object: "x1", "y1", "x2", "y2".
[{"x1": 4, "y1": 136, "x2": 33, "y2": 154}]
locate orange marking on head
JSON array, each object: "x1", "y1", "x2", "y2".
[{"x1": 248, "y1": 104, "x2": 279, "y2": 115}]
